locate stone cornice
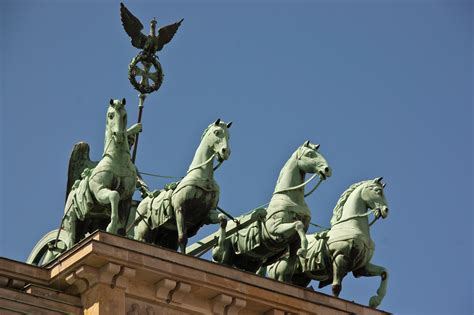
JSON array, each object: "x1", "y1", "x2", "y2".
[{"x1": 38, "y1": 231, "x2": 390, "y2": 315}]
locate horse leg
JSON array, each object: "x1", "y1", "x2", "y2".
[
  {"x1": 131, "y1": 199, "x2": 150, "y2": 241},
  {"x1": 353, "y1": 263, "x2": 388, "y2": 308},
  {"x1": 175, "y1": 206, "x2": 187, "y2": 253},
  {"x1": 95, "y1": 188, "x2": 120, "y2": 234},
  {"x1": 134, "y1": 219, "x2": 149, "y2": 242},
  {"x1": 212, "y1": 214, "x2": 228, "y2": 264},
  {"x1": 332, "y1": 254, "x2": 349, "y2": 297},
  {"x1": 271, "y1": 220, "x2": 308, "y2": 257}
]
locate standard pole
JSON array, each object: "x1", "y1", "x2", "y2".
[{"x1": 132, "y1": 93, "x2": 146, "y2": 163}]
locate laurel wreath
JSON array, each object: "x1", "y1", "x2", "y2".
[{"x1": 128, "y1": 54, "x2": 164, "y2": 94}]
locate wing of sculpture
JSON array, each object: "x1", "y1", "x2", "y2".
[
  {"x1": 120, "y1": 2, "x2": 147, "y2": 49},
  {"x1": 65, "y1": 142, "x2": 98, "y2": 202},
  {"x1": 156, "y1": 19, "x2": 184, "y2": 51}
]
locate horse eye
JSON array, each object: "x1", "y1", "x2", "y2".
[
  {"x1": 108, "y1": 113, "x2": 114, "y2": 119},
  {"x1": 214, "y1": 130, "x2": 221, "y2": 137}
]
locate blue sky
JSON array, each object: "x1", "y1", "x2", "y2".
[{"x1": 1, "y1": 1, "x2": 472, "y2": 314}]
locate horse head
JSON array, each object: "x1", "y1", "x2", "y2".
[
  {"x1": 361, "y1": 177, "x2": 389, "y2": 219},
  {"x1": 202, "y1": 118, "x2": 232, "y2": 162},
  {"x1": 106, "y1": 98, "x2": 128, "y2": 145},
  {"x1": 296, "y1": 140, "x2": 332, "y2": 179}
]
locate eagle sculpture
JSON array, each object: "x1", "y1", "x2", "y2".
[{"x1": 120, "y1": 2, "x2": 183, "y2": 56}]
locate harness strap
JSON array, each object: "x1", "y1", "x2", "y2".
[
  {"x1": 186, "y1": 153, "x2": 216, "y2": 174},
  {"x1": 331, "y1": 209, "x2": 376, "y2": 227},
  {"x1": 273, "y1": 173, "x2": 319, "y2": 195}
]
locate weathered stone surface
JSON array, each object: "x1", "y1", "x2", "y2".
[{"x1": 0, "y1": 231, "x2": 390, "y2": 314}]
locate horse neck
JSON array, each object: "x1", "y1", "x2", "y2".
[
  {"x1": 103, "y1": 130, "x2": 131, "y2": 164},
  {"x1": 273, "y1": 152, "x2": 305, "y2": 202},
  {"x1": 187, "y1": 136, "x2": 214, "y2": 179},
  {"x1": 336, "y1": 187, "x2": 370, "y2": 234}
]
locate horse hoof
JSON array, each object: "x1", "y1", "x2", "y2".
[
  {"x1": 218, "y1": 215, "x2": 227, "y2": 228},
  {"x1": 332, "y1": 284, "x2": 341, "y2": 296},
  {"x1": 106, "y1": 224, "x2": 114, "y2": 233},
  {"x1": 369, "y1": 296, "x2": 381, "y2": 308}
]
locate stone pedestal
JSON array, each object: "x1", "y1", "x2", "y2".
[{"x1": 0, "y1": 231, "x2": 391, "y2": 314}]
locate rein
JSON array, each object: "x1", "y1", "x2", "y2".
[
  {"x1": 186, "y1": 152, "x2": 217, "y2": 174},
  {"x1": 102, "y1": 137, "x2": 114, "y2": 158},
  {"x1": 127, "y1": 151, "x2": 224, "y2": 231},
  {"x1": 331, "y1": 209, "x2": 380, "y2": 227},
  {"x1": 138, "y1": 159, "x2": 222, "y2": 180},
  {"x1": 273, "y1": 173, "x2": 322, "y2": 196}
]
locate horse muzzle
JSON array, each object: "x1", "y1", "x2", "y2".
[
  {"x1": 217, "y1": 147, "x2": 230, "y2": 162},
  {"x1": 318, "y1": 166, "x2": 332, "y2": 180},
  {"x1": 375, "y1": 206, "x2": 389, "y2": 219}
]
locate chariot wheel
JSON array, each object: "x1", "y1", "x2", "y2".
[
  {"x1": 27, "y1": 229, "x2": 69, "y2": 266},
  {"x1": 128, "y1": 54, "x2": 163, "y2": 94}
]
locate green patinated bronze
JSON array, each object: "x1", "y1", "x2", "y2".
[
  {"x1": 130, "y1": 119, "x2": 232, "y2": 253},
  {"x1": 212, "y1": 141, "x2": 332, "y2": 279},
  {"x1": 267, "y1": 177, "x2": 389, "y2": 308},
  {"x1": 27, "y1": 99, "x2": 145, "y2": 265}
]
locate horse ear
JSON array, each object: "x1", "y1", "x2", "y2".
[
  {"x1": 109, "y1": 99, "x2": 114, "y2": 106},
  {"x1": 304, "y1": 140, "x2": 310, "y2": 147},
  {"x1": 122, "y1": 98, "x2": 126, "y2": 106},
  {"x1": 382, "y1": 183, "x2": 386, "y2": 188},
  {"x1": 214, "y1": 118, "x2": 221, "y2": 126},
  {"x1": 314, "y1": 144, "x2": 320, "y2": 150},
  {"x1": 374, "y1": 177, "x2": 383, "y2": 183},
  {"x1": 226, "y1": 121, "x2": 233, "y2": 128}
]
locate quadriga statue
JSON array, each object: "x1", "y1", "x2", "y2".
[
  {"x1": 212, "y1": 141, "x2": 332, "y2": 279},
  {"x1": 131, "y1": 119, "x2": 232, "y2": 253},
  {"x1": 267, "y1": 177, "x2": 389, "y2": 308},
  {"x1": 27, "y1": 98, "x2": 144, "y2": 265}
]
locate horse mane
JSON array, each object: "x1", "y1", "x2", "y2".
[
  {"x1": 275, "y1": 151, "x2": 298, "y2": 186},
  {"x1": 330, "y1": 180, "x2": 367, "y2": 226},
  {"x1": 201, "y1": 124, "x2": 212, "y2": 139}
]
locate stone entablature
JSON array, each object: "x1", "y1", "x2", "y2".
[{"x1": 0, "y1": 231, "x2": 390, "y2": 314}]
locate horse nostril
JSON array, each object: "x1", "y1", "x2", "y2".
[
  {"x1": 324, "y1": 167, "x2": 329, "y2": 174},
  {"x1": 222, "y1": 148, "x2": 226, "y2": 154}
]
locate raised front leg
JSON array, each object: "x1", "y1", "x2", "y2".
[
  {"x1": 353, "y1": 263, "x2": 388, "y2": 308},
  {"x1": 269, "y1": 220, "x2": 308, "y2": 257},
  {"x1": 94, "y1": 188, "x2": 120, "y2": 234},
  {"x1": 175, "y1": 206, "x2": 187, "y2": 253}
]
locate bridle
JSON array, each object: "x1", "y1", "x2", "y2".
[{"x1": 273, "y1": 148, "x2": 326, "y2": 197}]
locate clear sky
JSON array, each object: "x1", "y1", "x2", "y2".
[{"x1": 0, "y1": 1, "x2": 472, "y2": 314}]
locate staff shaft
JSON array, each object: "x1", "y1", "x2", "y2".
[{"x1": 131, "y1": 94, "x2": 146, "y2": 163}]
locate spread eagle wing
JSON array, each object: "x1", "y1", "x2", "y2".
[
  {"x1": 156, "y1": 19, "x2": 184, "y2": 52},
  {"x1": 65, "y1": 142, "x2": 98, "y2": 203},
  {"x1": 120, "y1": 2, "x2": 147, "y2": 49}
]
